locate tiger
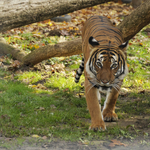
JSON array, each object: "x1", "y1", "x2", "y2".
[{"x1": 75, "y1": 16, "x2": 128, "y2": 131}]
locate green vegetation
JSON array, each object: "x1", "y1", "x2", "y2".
[
  {"x1": 0, "y1": 21, "x2": 150, "y2": 142},
  {"x1": 124, "y1": 30, "x2": 150, "y2": 90}
]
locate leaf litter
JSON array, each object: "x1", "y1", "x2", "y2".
[{"x1": 0, "y1": 1, "x2": 135, "y2": 91}]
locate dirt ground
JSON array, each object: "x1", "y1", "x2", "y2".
[
  {"x1": 1, "y1": 93, "x2": 150, "y2": 150},
  {"x1": 0, "y1": 136, "x2": 150, "y2": 150},
  {"x1": 1, "y1": 116, "x2": 150, "y2": 150}
]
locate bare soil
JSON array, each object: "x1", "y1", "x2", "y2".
[
  {"x1": 1, "y1": 110, "x2": 150, "y2": 150},
  {"x1": 0, "y1": 136, "x2": 150, "y2": 150}
]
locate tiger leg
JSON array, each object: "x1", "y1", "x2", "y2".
[
  {"x1": 85, "y1": 77, "x2": 106, "y2": 131},
  {"x1": 102, "y1": 88, "x2": 120, "y2": 122}
]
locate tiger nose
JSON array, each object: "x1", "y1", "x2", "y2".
[{"x1": 101, "y1": 79, "x2": 109, "y2": 84}]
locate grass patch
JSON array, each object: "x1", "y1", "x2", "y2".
[
  {"x1": 0, "y1": 78, "x2": 86, "y2": 137},
  {"x1": 16, "y1": 71, "x2": 43, "y2": 84},
  {"x1": 1, "y1": 25, "x2": 150, "y2": 141},
  {"x1": 45, "y1": 73, "x2": 84, "y2": 91},
  {"x1": 122, "y1": 27, "x2": 150, "y2": 91},
  {"x1": 0, "y1": 77, "x2": 124, "y2": 140},
  {"x1": 0, "y1": 70, "x2": 138, "y2": 141}
]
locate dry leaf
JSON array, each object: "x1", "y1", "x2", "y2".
[
  {"x1": 42, "y1": 136, "x2": 47, "y2": 140},
  {"x1": 11, "y1": 60, "x2": 20, "y2": 68},
  {"x1": 39, "y1": 107, "x2": 45, "y2": 111},
  {"x1": 32, "y1": 134, "x2": 40, "y2": 138},
  {"x1": 139, "y1": 43, "x2": 143, "y2": 46},
  {"x1": 139, "y1": 90, "x2": 145, "y2": 94},
  {"x1": 109, "y1": 139, "x2": 128, "y2": 148}
]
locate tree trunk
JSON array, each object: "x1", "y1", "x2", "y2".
[
  {"x1": 0, "y1": 0, "x2": 150, "y2": 67},
  {"x1": 0, "y1": 37, "x2": 26, "y2": 61},
  {"x1": 23, "y1": 0, "x2": 150, "y2": 66},
  {"x1": 0, "y1": 0, "x2": 110, "y2": 32},
  {"x1": 132, "y1": 0, "x2": 142, "y2": 8},
  {"x1": 118, "y1": 0, "x2": 150, "y2": 41},
  {"x1": 22, "y1": 38, "x2": 82, "y2": 66}
]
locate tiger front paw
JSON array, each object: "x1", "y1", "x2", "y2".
[
  {"x1": 102, "y1": 110, "x2": 118, "y2": 122},
  {"x1": 89, "y1": 121, "x2": 106, "y2": 131}
]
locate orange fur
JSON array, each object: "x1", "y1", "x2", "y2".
[{"x1": 81, "y1": 16, "x2": 128, "y2": 131}]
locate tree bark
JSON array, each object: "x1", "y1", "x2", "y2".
[
  {"x1": 22, "y1": 38, "x2": 82, "y2": 66},
  {"x1": 23, "y1": 0, "x2": 150, "y2": 66},
  {"x1": 118, "y1": 0, "x2": 150, "y2": 41},
  {"x1": 0, "y1": 0, "x2": 110, "y2": 32},
  {"x1": 132, "y1": 0, "x2": 142, "y2": 8},
  {"x1": 0, "y1": 37, "x2": 26, "y2": 61}
]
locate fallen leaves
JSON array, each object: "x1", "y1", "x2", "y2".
[
  {"x1": 0, "y1": 56, "x2": 21, "y2": 70},
  {"x1": 32, "y1": 134, "x2": 40, "y2": 138},
  {"x1": 10, "y1": 60, "x2": 21, "y2": 69},
  {"x1": 139, "y1": 43, "x2": 143, "y2": 46},
  {"x1": 79, "y1": 138, "x2": 89, "y2": 145},
  {"x1": 31, "y1": 84, "x2": 47, "y2": 90},
  {"x1": 138, "y1": 90, "x2": 145, "y2": 94},
  {"x1": 3, "y1": 1, "x2": 134, "y2": 49},
  {"x1": 32, "y1": 134, "x2": 48, "y2": 140},
  {"x1": 109, "y1": 139, "x2": 128, "y2": 147}
]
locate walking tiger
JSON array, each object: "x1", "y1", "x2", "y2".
[{"x1": 75, "y1": 16, "x2": 128, "y2": 131}]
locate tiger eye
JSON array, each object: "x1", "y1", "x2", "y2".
[
  {"x1": 96, "y1": 62, "x2": 102, "y2": 68},
  {"x1": 111, "y1": 64, "x2": 118, "y2": 69}
]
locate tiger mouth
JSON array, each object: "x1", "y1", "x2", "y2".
[
  {"x1": 88, "y1": 78, "x2": 112, "y2": 90},
  {"x1": 101, "y1": 86, "x2": 112, "y2": 90}
]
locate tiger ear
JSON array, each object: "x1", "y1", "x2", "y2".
[
  {"x1": 119, "y1": 41, "x2": 128, "y2": 51},
  {"x1": 89, "y1": 36, "x2": 99, "y2": 46}
]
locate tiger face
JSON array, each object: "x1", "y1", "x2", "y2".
[{"x1": 86, "y1": 36, "x2": 128, "y2": 92}]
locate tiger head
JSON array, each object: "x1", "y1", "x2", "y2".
[{"x1": 86, "y1": 36, "x2": 128, "y2": 92}]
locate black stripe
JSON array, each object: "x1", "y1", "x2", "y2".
[
  {"x1": 79, "y1": 66, "x2": 84, "y2": 71},
  {"x1": 75, "y1": 76, "x2": 80, "y2": 79},
  {"x1": 75, "y1": 57, "x2": 84, "y2": 83},
  {"x1": 76, "y1": 71, "x2": 82, "y2": 76}
]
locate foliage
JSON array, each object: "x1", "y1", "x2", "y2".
[{"x1": 1, "y1": 2, "x2": 133, "y2": 52}]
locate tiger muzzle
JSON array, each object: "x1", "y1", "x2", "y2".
[
  {"x1": 88, "y1": 78, "x2": 112, "y2": 90},
  {"x1": 101, "y1": 79, "x2": 110, "y2": 84}
]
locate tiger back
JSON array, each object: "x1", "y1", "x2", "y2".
[{"x1": 75, "y1": 16, "x2": 128, "y2": 131}]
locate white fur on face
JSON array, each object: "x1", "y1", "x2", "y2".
[
  {"x1": 85, "y1": 58, "x2": 95, "y2": 79},
  {"x1": 92, "y1": 38, "x2": 98, "y2": 43},
  {"x1": 118, "y1": 63, "x2": 128, "y2": 80}
]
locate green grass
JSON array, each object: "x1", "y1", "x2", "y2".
[
  {"x1": 45, "y1": 73, "x2": 84, "y2": 91},
  {"x1": 16, "y1": 71, "x2": 43, "y2": 84},
  {"x1": 0, "y1": 69, "x2": 133, "y2": 140},
  {"x1": 122, "y1": 29, "x2": 150, "y2": 91},
  {"x1": 0, "y1": 77, "x2": 87, "y2": 137},
  {"x1": 0, "y1": 76, "x2": 124, "y2": 141},
  {"x1": 1, "y1": 25, "x2": 150, "y2": 141},
  {"x1": 2, "y1": 33, "x2": 65, "y2": 52}
]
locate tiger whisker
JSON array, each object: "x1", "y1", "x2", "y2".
[
  {"x1": 84, "y1": 81, "x2": 93, "y2": 89},
  {"x1": 113, "y1": 86, "x2": 118, "y2": 92},
  {"x1": 84, "y1": 75, "x2": 95, "y2": 79},
  {"x1": 85, "y1": 81, "x2": 97, "y2": 95},
  {"x1": 115, "y1": 86, "x2": 120, "y2": 91},
  {"x1": 115, "y1": 83, "x2": 121, "y2": 88},
  {"x1": 113, "y1": 84, "x2": 120, "y2": 92},
  {"x1": 86, "y1": 84, "x2": 96, "y2": 95},
  {"x1": 87, "y1": 78, "x2": 97, "y2": 83}
]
